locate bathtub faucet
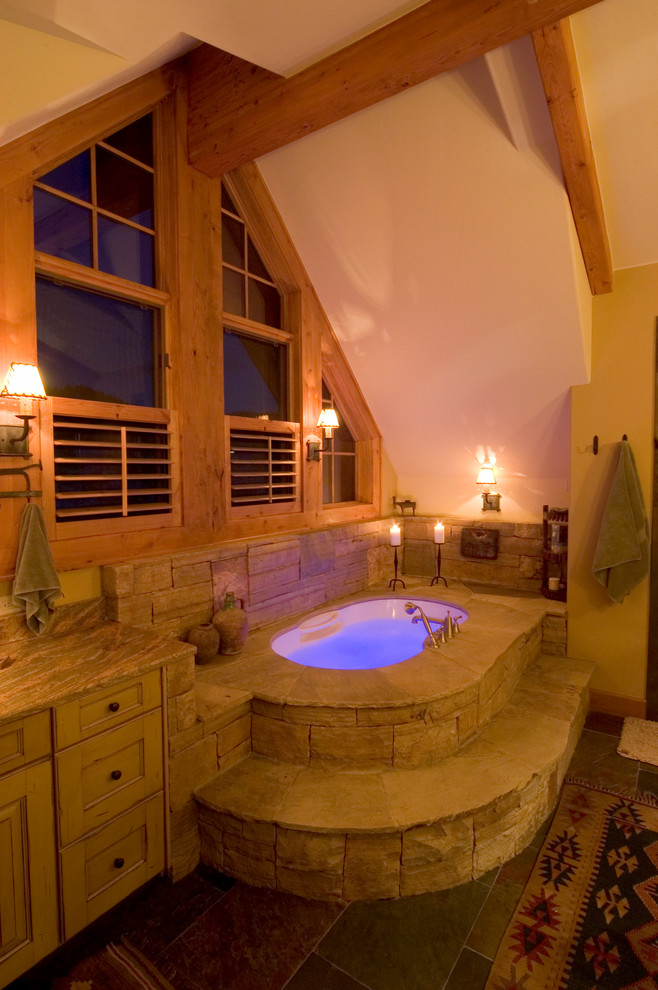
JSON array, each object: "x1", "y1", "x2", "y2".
[{"x1": 404, "y1": 602, "x2": 442, "y2": 649}]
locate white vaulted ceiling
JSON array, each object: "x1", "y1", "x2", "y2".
[{"x1": 0, "y1": 0, "x2": 656, "y2": 520}]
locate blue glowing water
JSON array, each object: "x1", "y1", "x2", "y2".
[{"x1": 282, "y1": 617, "x2": 430, "y2": 670}]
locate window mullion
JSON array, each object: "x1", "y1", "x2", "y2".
[{"x1": 90, "y1": 146, "x2": 99, "y2": 271}]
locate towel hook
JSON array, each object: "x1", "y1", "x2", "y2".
[{"x1": 0, "y1": 462, "x2": 42, "y2": 500}]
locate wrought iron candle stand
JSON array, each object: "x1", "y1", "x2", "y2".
[
  {"x1": 430, "y1": 544, "x2": 448, "y2": 587},
  {"x1": 389, "y1": 546, "x2": 406, "y2": 590}
]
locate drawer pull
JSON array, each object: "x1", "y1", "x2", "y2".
[
  {"x1": 110, "y1": 769, "x2": 122, "y2": 781},
  {"x1": 108, "y1": 701, "x2": 120, "y2": 712},
  {"x1": 114, "y1": 857, "x2": 125, "y2": 869}
]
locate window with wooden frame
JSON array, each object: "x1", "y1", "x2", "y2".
[
  {"x1": 33, "y1": 110, "x2": 180, "y2": 533},
  {"x1": 321, "y1": 381, "x2": 356, "y2": 504},
  {"x1": 221, "y1": 182, "x2": 300, "y2": 516}
]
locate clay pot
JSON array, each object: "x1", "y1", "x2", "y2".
[
  {"x1": 186, "y1": 622, "x2": 220, "y2": 664},
  {"x1": 213, "y1": 592, "x2": 248, "y2": 655}
]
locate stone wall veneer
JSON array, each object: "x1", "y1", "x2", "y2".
[
  {"x1": 402, "y1": 516, "x2": 543, "y2": 591},
  {"x1": 100, "y1": 516, "x2": 546, "y2": 646}
]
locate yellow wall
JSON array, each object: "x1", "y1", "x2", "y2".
[
  {"x1": 569, "y1": 264, "x2": 656, "y2": 703},
  {"x1": 0, "y1": 567, "x2": 101, "y2": 607},
  {"x1": 0, "y1": 20, "x2": 125, "y2": 142}
]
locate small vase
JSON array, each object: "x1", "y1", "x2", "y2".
[
  {"x1": 186, "y1": 622, "x2": 220, "y2": 664},
  {"x1": 213, "y1": 591, "x2": 248, "y2": 655}
]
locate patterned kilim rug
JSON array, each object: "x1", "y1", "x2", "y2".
[
  {"x1": 51, "y1": 938, "x2": 176, "y2": 990},
  {"x1": 485, "y1": 781, "x2": 658, "y2": 989}
]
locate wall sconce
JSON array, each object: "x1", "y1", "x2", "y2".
[
  {"x1": 477, "y1": 462, "x2": 501, "y2": 512},
  {"x1": 0, "y1": 363, "x2": 46, "y2": 458},
  {"x1": 306, "y1": 407, "x2": 339, "y2": 461}
]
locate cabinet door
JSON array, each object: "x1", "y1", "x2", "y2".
[{"x1": 0, "y1": 762, "x2": 58, "y2": 989}]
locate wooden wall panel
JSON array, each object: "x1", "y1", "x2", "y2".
[
  {"x1": 0, "y1": 71, "x2": 383, "y2": 579},
  {"x1": 169, "y1": 79, "x2": 225, "y2": 538},
  {"x1": 0, "y1": 177, "x2": 41, "y2": 577}
]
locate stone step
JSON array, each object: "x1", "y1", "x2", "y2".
[{"x1": 194, "y1": 653, "x2": 594, "y2": 900}]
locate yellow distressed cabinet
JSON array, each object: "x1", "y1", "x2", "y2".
[
  {"x1": 0, "y1": 668, "x2": 167, "y2": 986},
  {"x1": 54, "y1": 670, "x2": 166, "y2": 940},
  {"x1": 0, "y1": 712, "x2": 59, "y2": 990}
]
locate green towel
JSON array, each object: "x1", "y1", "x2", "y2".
[
  {"x1": 592, "y1": 440, "x2": 650, "y2": 603},
  {"x1": 12, "y1": 503, "x2": 63, "y2": 634}
]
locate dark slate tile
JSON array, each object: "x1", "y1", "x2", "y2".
[
  {"x1": 444, "y1": 948, "x2": 491, "y2": 990},
  {"x1": 584, "y1": 711, "x2": 624, "y2": 736},
  {"x1": 153, "y1": 881, "x2": 345, "y2": 990},
  {"x1": 466, "y1": 881, "x2": 521, "y2": 960},
  {"x1": 467, "y1": 843, "x2": 539, "y2": 960},
  {"x1": 118, "y1": 869, "x2": 233, "y2": 957},
  {"x1": 475, "y1": 866, "x2": 500, "y2": 888},
  {"x1": 567, "y1": 728, "x2": 638, "y2": 792},
  {"x1": 285, "y1": 953, "x2": 372, "y2": 989},
  {"x1": 317, "y1": 881, "x2": 488, "y2": 990},
  {"x1": 637, "y1": 768, "x2": 658, "y2": 801},
  {"x1": 497, "y1": 842, "x2": 540, "y2": 888}
]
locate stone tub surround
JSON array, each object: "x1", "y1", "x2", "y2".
[
  {"x1": 195, "y1": 653, "x2": 592, "y2": 900},
  {"x1": 194, "y1": 588, "x2": 547, "y2": 769},
  {"x1": 190, "y1": 582, "x2": 589, "y2": 899}
]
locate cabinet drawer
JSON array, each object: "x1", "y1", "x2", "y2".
[
  {"x1": 0, "y1": 711, "x2": 51, "y2": 779},
  {"x1": 60, "y1": 793, "x2": 165, "y2": 940},
  {"x1": 55, "y1": 670, "x2": 161, "y2": 748},
  {"x1": 57, "y1": 710, "x2": 164, "y2": 846}
]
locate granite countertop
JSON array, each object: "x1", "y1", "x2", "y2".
[{"x1": 0, "y1": 616, "x2": 194, "y2": 727}]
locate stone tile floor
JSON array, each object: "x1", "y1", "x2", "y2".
[{"x1": 11, "y1": 711, "x2": 656, "y2": 990}]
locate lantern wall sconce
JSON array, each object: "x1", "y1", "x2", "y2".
[
  {"x1": 306, "y1": 407, "x2": 339, "y2": 461},
  {"x1": 0, "y1": 363, "x2": 46, "y2": 458},
  {"x1": 477, "y1": 462, "x2": 501, "y2": 512}
]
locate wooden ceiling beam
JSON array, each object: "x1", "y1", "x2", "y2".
[
  {"x1": 187, "y1": 0, "x2": 607, "y2": 178},
  {"x1": 532, "y1": 20, "x2": 612, "y2": 294}
]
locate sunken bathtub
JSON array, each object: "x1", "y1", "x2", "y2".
[{"x1": 271, "y1": 596, "x2": 469, "y2": 670}]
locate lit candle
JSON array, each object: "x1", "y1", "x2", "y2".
[
  {"x1": 390, "y1": 524, "x2": 401, "y2": 546},
  {"x1": 434, "y1": 522, "x2": 445, "y2": 544}
]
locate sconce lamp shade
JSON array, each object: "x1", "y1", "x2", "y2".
[
  {"x1": 1, "y1": 363, "x2": 46, "y2": 399},
  {"x1": 476, "y1": 463, "x2": 496, "y2": 488},
  {"x1": 316, "y1": 408, "x2": 339, "y2": 433}
]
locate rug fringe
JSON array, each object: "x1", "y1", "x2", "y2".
[
  {"x1": 107, "y1": 939, "x2": 176, "y2": 990},
  {"x1": 563, "y1": 775, "x2": 658, "y2": 807}
]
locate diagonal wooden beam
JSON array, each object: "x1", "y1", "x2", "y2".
[
  {"x1": 187, "y1": 0, "x2": 607, "y2": 178},
  {"x1": 532, "y1": 20, "x2": 612, "y2": 294}
]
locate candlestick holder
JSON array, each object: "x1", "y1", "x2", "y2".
[
  {"x1": 430, "y1": 544, "x2": 448, "y2": 587},
  {"x1": 389, "y1": 546, "x2": 406, "y2": 589}
]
